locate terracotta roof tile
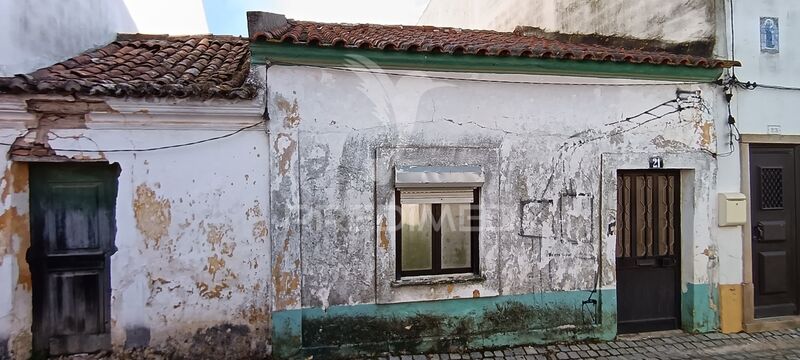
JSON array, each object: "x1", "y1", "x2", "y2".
[
  {"x1": 0, "y1": 34, "x2": 257, "y2": 99},
  {"x1": 251, "y1": 17, "x2": 738, "y2": 69}
]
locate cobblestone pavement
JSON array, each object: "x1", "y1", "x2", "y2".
[{"x1": 370, "y1": 328, "x2": 800, "y2": 360}]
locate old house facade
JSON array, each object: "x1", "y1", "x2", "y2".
[
  {"x1": 248, "y1": 11, "x2": 736, "y2": 359},
  {"x1": 0, "y1": 7, "x2": 744, "y2": 360},
  {"x1": 0, "y1": 35, "x2": 271, "y2": 359}
]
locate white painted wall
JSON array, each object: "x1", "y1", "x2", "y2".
[
  {"x1": 419, "y1": 0, "x2": 718, "y2": 43},
  {"x1": 714, "y1": 0, "x2": 800, "y2": 287},
  {"x1": 728, "y1": 0, "x2": 800, "y2": 135},
  {"x1": 0, "y1": 89, "x2": 269, "y2": 358},
  {"x1": 265, "y1": 65, "x2": 728, "y2": 313},
  {"x1": 0, "y1": 0, "x2": 208, "y2": 77}
]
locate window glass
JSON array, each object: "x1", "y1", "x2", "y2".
[
  {"x1": 441, "y1": 203, "x2": 471, "y2": 269},
  {"x1": 401, "y1": 203, "x2": 433, "y2": 271}
]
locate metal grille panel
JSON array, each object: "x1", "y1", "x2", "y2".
[
  {"x1": 760, "y1": 167, "x2": 784, "y2": 210},
  {"x1": 616, "y1": 172, "x2": 679, "y2": 259}
]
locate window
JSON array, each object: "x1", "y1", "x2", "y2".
[{"x1": 394, "y1": 166, "x2": 482, "y2": 278}]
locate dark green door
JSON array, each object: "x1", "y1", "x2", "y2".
[{"x1": 29, "y1": 163, "x2": 118, "y2": 355}]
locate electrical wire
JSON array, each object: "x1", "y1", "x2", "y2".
[
  {"x1": 269, "y1": 60, "x2": 710, "y2": 87},
  {"x1": 744, "y1": 82, "x2": 800, "y2": 91},
  {"x1": 0, "y1": 120, "x2": 266, "y2": 153}
]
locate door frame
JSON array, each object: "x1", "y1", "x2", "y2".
[
  {"x1": 27, "y1": 161, "x2": 119, "y2": 356},
  {"x1": 740, "y1": 135, "x2": 800, "y2": 331},
  {"x1": 601, "y1": 151, "x2": 717, "y2": 334},
  {"x1": 615, "y1": 169, "x2": 683, "y2": 333}
]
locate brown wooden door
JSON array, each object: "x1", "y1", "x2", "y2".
[
  {"x1": 29, "y1": 163, "x2": 118, "y2": 355},
  {"x1": 750, "y1": 146, "x2": 799, "y2": 318},
  {"x1": 616, "y1": 171, "x2": 681, "y2": 333}
]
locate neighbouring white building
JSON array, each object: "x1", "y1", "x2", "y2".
[{"x1": 0, "y1": 0, "x2": 209, "y2": 77}]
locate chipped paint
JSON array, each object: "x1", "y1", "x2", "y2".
[
  {"x1": 275, "y1": 95, "x2": 300, "y2": 128},
  {"x1": 245, "y1": 200, "x2": 263, "y2": 220},
  {"x1": 252, "y1": 220, "x2": 268, "y2": 241},
  {"x1": 0, "y1": 163, "x2": 28, "y2": 203},
  {"x1": 196, "y1": 281, "x2": 230, "y2": 299},
  {"x1": 240, "y1": 305, "x2": 270, "y2": 325},
  {"x1": 10, "y1": 331, "x2": 32, "y2": 360},
  {"x1": 0, "y1": 207, "x2": 31, "y2": 289},
  {"x1": 378, "y1": 216, "x2": 389, "y2": 251},
  {"x1": 274, "y1": 133, "x2": 297, "y2": 177},
  {"x1": 205, "y1": 223, "x2": 232, "y2": 251},
  {"x1": 651, "y1": 135, "x2": 689, "y2": 150},
  {"x1": 273, "y1": 237, "x2": 300, "y2": 310},
  {"x1": 206, "y1": 254, "x2": 226, "y2": 280},
  {"x1": 699, "y1": 121, "x2": 713, "y2": 147},
  {"x1": 133, "y1": 184, "x2": 172, "y2": 249}
]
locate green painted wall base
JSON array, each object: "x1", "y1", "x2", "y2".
[
  {"x1": 272, "y1": 284, "x2": 721, "y2": 359},
  {"x1": 682, "y1": 283, "x2": 720, "y2": 333},
  {"x1": 272, "y1": 289, "x2": 615, "y2": 359}
]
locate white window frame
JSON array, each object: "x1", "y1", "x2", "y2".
[{"x1": 375, "y1": 147, "x2": 500, "y2": 304}]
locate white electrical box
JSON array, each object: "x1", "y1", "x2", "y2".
[{"x1": 719, "y1": 193, "x2": 747, "y2": 226}]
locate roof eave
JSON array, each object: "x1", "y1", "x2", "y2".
[{"x1": 251, "y1": 42, "x2": 725, "y2": 82}]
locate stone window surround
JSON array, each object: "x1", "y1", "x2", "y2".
[{"x1": 375, "y1": 146, "x2": 500, "y2": 304}]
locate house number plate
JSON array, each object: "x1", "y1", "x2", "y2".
[{"x1": 649, "y1": 156, "x2": 664, "y2": 169}]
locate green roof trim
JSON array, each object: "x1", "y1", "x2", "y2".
[{"x1": 251, "y1": 42, "x2": 723, "y2": 82}]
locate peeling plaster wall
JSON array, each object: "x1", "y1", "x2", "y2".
[
  {"x1": 0, "y1": 95, "x2": 270, "y2": 359},
  {"x1": 419, "y1": 0, "x2": 718, "y2": 44},
  {"x1": 0, "y1": 161, "x2": 31, "y2": 360},
  {"x1": 266, "y1": 65, "x2": 729, "y2": 353}
]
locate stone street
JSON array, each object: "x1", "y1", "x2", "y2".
[{"x1": 372, "y1": 328, "x2": 800, "y2": 360}]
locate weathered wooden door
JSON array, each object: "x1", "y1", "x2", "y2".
[
  {"x1": 750, "y1": 146, "x2": 799, "y2": 318},
  {"x1": 616, "y1": 171, "x2": 681, "y2": 333},
  {"x1": 29, "y1": 163, "x2": 118, "y2": 355}
]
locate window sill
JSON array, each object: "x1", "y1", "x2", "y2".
[{"x1": 390, "y1": 273, "x2": 485, "y2": 287}]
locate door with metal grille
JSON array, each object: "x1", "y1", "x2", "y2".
[
  {"x1": 616, "y1": 171, "x2": 681, "y2": 333},
  {"x1": 750, "y1": 146, "x2": 798, "y2": 318}
]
